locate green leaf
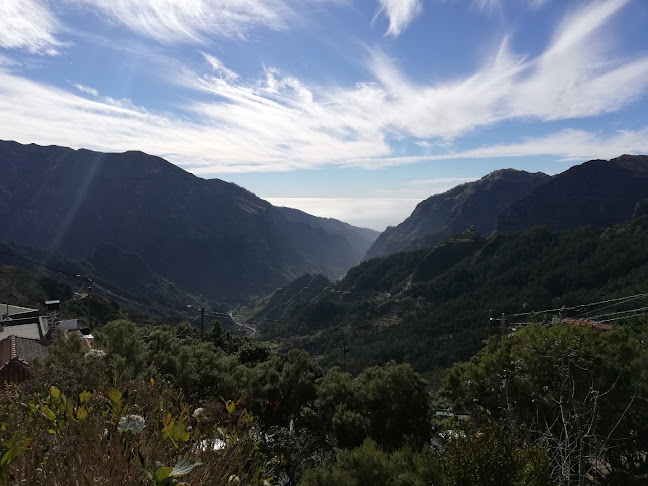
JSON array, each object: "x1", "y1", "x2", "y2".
[
  {"x1": 0, "y1": 438, "x2": 31, "y2": 468},
  {"x1": 225, "y1": 401, "x2": 236, "y2": 414},
  {"x1": 49, "y1": 386, "x2": 60, "y2": 399},
  {"x1": 79, "y1": 390, "x2": 91, "y2": 404},
  {"x1": 41, "y1": 405, "x2": 56, "y2": 421},
  {"x1": 173, "y1": 423, "x2": 190, "y2": 443},
  {"x1": 154, "y1": 467, "x2": 173, "y2": 482},
  {"x1": 76, "y1": 406, "x2": 88, "y2": 420},
  {"x1": 107, "y1": 388, "x2": 122, "y2": 405}
]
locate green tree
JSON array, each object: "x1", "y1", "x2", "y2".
[
  {"x1": 442, "y1": 323, "x2": 648, "y2": 485},
  {"x1": 299, "y1": 439, "x2": 444, "y2": 486},
  {"x1": 315, "y1": 362, "x2": 431, "y2": 450},
  {"x1": 96, "y1": 319, "x2": 153, "y2": 382}
]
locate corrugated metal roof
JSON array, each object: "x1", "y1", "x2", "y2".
[{"x1": 59, "y1": 319, "x2": 79, "y2": 331}]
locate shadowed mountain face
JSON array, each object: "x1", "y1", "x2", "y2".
[
  {"x1": 497, "y1": 155, "x2": 648, "y2": 232},
  {"x1": 0, "y1": 140, "x2": 377, "y2": 302},
  {"x1": 365, "y1": 169, "x2": 551, "y2": 259}
]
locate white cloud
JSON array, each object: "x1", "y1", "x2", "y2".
[
  {"x1": 409, "y1": 177, "x2": 478, "y2": 185},
  {"x1": 447, "y1": 128, "x2": 648, "y2": 162},
  {"x1": 376, "y1": 0, "x2": 422, "y2": 37},
  {"x1": 68, "y1": 0, "x2": 295, "y2": 43},
  {"x1": 343, "y1": 127, "x2": 648, "y2": 168},
  {"x1": 201, "y1": 52, "x2": 239, "y2": 80},
  {"x1": 73, "y1": 83, "x2": 98, "y2": 96},
  {"x1": 264, "y1": 197, "x2": 420, "y2": 230},
  {"x1": 0, "y1": 0, "x2": 63, "y2": 54},
  {"x1": 510, "y1": 0, "x2": 646, "y2": 120},
  {"x1": 0, "y1": 0, "x2": 646, "y2": 175},
  {"x1": 473, "y1": 0, "x2": 550, "y2": 11}
]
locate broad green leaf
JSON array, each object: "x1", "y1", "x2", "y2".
[
  {"x1": 76, "y1": 406, "x2": 88, "y2": 420},
  {"x1": 107, "y1": 388, "x2": 122, "y2": 405},
  {"x1": 154, "y1": 466, "x2": 173, "y2": 481},
  {"x1": 79, "y1": 390, "x2": 91, "y2": 404},
  {"x1": 1, "y1": 443, "x2": 29, "y2": 468},
  {"x1": 49, "y1": 386, "x2": 60, "y2": 399},
  {"x1": 41, "y1": 405, "x2": 56, "y2": 421},
  {"x1": 173, "y1": 423, "x2": 190, "y2": 443}
]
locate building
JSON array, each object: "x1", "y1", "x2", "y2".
[
  {"x1": 0, "y1": 303, "x2": 47, "y2": 340},
  {"x1": 0, "y1": 300, "x2": 93, "y2": 385},
  {"x1": 0, "y1": 335, "x2": 48, "y2": 385}
]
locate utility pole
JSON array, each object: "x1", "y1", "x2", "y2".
[
  {"x1": 488, "y1": 309, "x2": 492, "y2": 339},
  {"x1": 500, "y1": 312, "x2": 506, "y2": 339},
  {"x1": 200, "y1": 307, "x2": 205, "y2": 340},
  {"x1": 341, "y1": 341, "x2": 349, "y2": 369},
  {"x1": 77, "y1": 275, "x2": 93, "y2": 330}
]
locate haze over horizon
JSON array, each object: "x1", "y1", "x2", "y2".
[{"x1": 1, "y1": 0, "x2": 648, "y2": 230}]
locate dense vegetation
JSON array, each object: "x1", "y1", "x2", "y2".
[
  {"x1": 251, "y1": 216, "x2": 648, "y2": 374},
  {"x1": 2, "y1": 315, "x2": 646, "y2": 485}
]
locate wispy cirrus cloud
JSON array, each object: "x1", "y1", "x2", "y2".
[
  {"x1": 449, "y1": 128, "x2": 648, "y2": 162},
  {"x1": 473, "y1": 0, "x2": 550, "y2": 12},
  {"x1": 375, "y1": 0, "x2": 422, "y2": 37},
  {"x1": 72, "y1": 83, "x2": 98, "y2": 96},
  {"x1": 0, "y1": 0, "x2": 64, "y2": 54},
  {"x1": 343, "y1": 127, "x2": 648, "y2": 169},
  {"x1": 201, "y1": 52, "x2": 239, "y2": 81},
  {"x1": 0, "y1": 0, "x2": 646, "y2": 175},
  {"x1": 68, "y1": 0, "x2": 296, "y2": 43},
  {"x1": 408, "y1": 177, "x2": 478, "y2": 185}
]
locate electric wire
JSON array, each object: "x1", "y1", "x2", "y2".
[
  {"x1": 4, "y1": 247, "x2": 648, "y2": 330},
  {"x1": 508, "y1": 292, "x2": 648, "y2": 318},
  {"x1": 0, "y1": 248, "x2": 78, "y2": 277}
]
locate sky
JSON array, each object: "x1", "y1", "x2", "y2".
[{"x1": 1, "y1": 0, "x2": 648, "y2": 230}]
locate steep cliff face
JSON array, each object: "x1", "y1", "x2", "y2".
[{"x1": 365, "y1": 169, "x2": 550, "y2": 259}]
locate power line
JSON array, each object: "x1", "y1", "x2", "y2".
[
  {"x1": 508, "y1": 292, "x2": 648, "y2": 319},
  {"x1": 599, "y1": 310, "x2": 648, "y2": 323},
  {"x1": 574, "y1": 294, "x2": 648, "y2": 319},
  {"x1": 587, "y1": 306, "x2": 648, "y2": 321},
  {"x1": 0, "y1": 248, "x2": 78, "y2": 277}
]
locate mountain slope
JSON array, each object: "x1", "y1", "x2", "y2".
[
  {"x1": 0, "y1": 140, "x2": 373, "y2": 302},
  {"x1": 275, "y1": 207, "x2": 379, "y2": 262},
  {"x1": 365, "y1": 169, "x2": 550, "y2": 259},
  {"x1": 251, "y1": 217, "x2": 648, "y2": 373},
  {"x1": 497, "y1": 154, "x2": 648, "y2": 232}
]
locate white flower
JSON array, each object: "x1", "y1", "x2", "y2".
[
  {"x1": 192, "y1": 407, "x2": 205, "y2": 419},
  {"x1": 84, "y1": 349, "x2": 106, "y2": 358},
  {"x1": 118, "y1": 414, "x2": 145, "y2": 434}
]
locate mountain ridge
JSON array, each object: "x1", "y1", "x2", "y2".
[
  {"x1": 497, "y1": 154, "x2": 648, "y2": 232},
  {"x1": 0, "y1": 140, "x2": 377, "y2": 302},
  {"x1": 365, "y1": 168, "x2": 550, "y2": 259}
]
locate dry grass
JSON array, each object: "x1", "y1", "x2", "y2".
[{"x1": 0, "y1": 381, "x2": 275, "y2": 485}]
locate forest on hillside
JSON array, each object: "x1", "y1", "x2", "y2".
[
  {"x1": 2, "y1": 316, "x2": 647, "y2": 485},
  {"x1": 251, "y1": 216, "x2": 648, "y2": 374}
]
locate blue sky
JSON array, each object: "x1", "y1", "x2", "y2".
[{"x1": 1, "y1": 0, "x2": 648, "y2": 230}]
